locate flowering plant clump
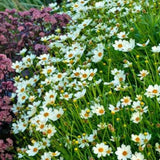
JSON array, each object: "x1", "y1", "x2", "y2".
[
  {"x1": 12, "y1": 0, "x2": 160, "y2": 159},
  {"x1": 0, "y1": 7, "x2": 71, "y2": 60},
  {"x1": 0, "y1": 54, "x2": 15, "y2": 160}
]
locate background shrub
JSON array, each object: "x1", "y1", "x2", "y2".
[
  {"x1": 0, "y1": 7, "x2": 71, "y2": 60},
  {"x1": 0, "y1": 0, "x2": 63, "y2": 11},
  {"x1": 0, "y1": 54, "x2": 15, "y2": 160}
]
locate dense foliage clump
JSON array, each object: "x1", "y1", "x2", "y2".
[{"x1": 0, "y1": 7, "x2": 70, "y2": 59}]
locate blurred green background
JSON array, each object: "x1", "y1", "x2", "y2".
[{"x1": 0, "y1": 0, "x2": 63, "y2": 11}]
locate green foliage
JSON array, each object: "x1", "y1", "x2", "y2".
[{"x1": 0, "y1": 0, "x2": 60, "y2": 11}]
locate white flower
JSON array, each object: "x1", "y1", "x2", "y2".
[
  {"x1": 44, "y1": 124, "x2": 57, "y2": 139},
  {"x1": 88, "y1": 130, "x2": 97, "y2": 142},
  {"x1": 137, "y1": 39, "x2": 150, "y2": 47},
  {"x1": 145, "y1": 84, "x2": 160, "y2": 98},
  {"x1": 74, "y1": 89, "x2": 86, "y2": 100},
  {"x1": 38, "y1": 54, "x2": 50, "y2": 65},
  {"x1": 131, "y1": 112, "x2": 143, "y2": 123},
  {"x1": 26, "y1": 142, "x2": 41, "y2": 156},
  {"x1": 80, "y1": 108, "x2": 93, "y2": 119},
  {"x1": 113, "y1": 39, "x2": 124, "y2": 51},
  {"x1": 91, "y1": 103, "x2": 105, "y2": 116},
  {"x1": 44, "y1": 90, "x2": 57, "y2": 105},
  {"x1": 138, "y1": 70, "x2": 149, "y2": 80},
  {"x1": 131, "y1": 152, "x2": 145, "y2": 160},
  {"x1": 151, "y1": 45, "x2": 160, "y2": 52},
  {"x1": 121, "y1": 96, "x2": 132, "y2": 107},
  {"x1": 50, "y1": 151, "x2": 61, "y2": 157},
  {"x1": 78, "y1": 135, "x2": 89, "y2": 148},
  {"x1": 18, "y1": 48, "x2": 27, "y2": 55},
  {"x1": 41, "y1": 152, "x2": 52, "y2": 160},
  {"x1": 95, "y1": 1, "x2": 105, "y2": 9},
  {"x1": 117, "y1": 32, "x2": 128, "y2": 39},
  {"x1": 131, "y1": 134, "x2": 144, "y2": 145},
  {"x1": 109, "y1": 101, "x2": 121, "y2": 112},
  {"x1": 42, "y1": 66, "x2": 56, "y2": 76},
  {"x1": 115, "y1": 144, "x2": 132, "y2": 160},
  {"x1": 93, "y1": 143, "x2": 109, "y2": 158},
  {"x1": 91, "y1": 43, "x2": 104, "y2": 63},
  {"x1": 113, "y1": 39, "x2": 135, "y2": 52},
  {"x1": 12, "y1": 61, "x2": 24, "y2": 73},
  {"x1": 39, "y1": 107, "x2": 54, "y2": 122},
  {"x1": 155, "y1": 143, "x2": 160, "y2": 153},
  {"x1": 51, "y1": 108, "x2": 64, "y2": 121},
  {"x1": 60, "y1": 92, "x2": 73, "y2": 100}
]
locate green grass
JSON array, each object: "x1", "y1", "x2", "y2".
[{"x1": 0, "y1": 0, "x2": 59, "y2": 11}]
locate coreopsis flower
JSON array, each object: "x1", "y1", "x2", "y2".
[
  {"x1": 38, "y1": 54, "x2": 50, "y2": 65},
  {"x1": 71, "y1": 67, "x2": 81, "y2": 78},
  {"x1": 78, "y1": 135, "x2": 89, "y2": 148},
  {"x1": 88, "y1": 130, "x2": 97, "y2": 142},
  {"x1": 132, "y1": 101, "x2": 141, "y2": 110},
  {"x1": 155, "y1": 143, "x2": 160, "y2": 153},
  {"x1": 137, "y1": 39, "x2": 150, "y2": 47},
  {"x1": 117, "y1": 32, "x2": 128, "y2": 39},
  {"x1": 36, "y1": 121, "x2": 46, "y2": 132},
  {"x1": 138, "y1": 70, "x2": 149, "y2": 80},
  {"x1": 95, "y1": 1, "x2": 105, "y2": 9},
  {"x1": 123, "y1": 60, "x2": 132, "y2": 68},
  {"x1": 145, "y1": 84, "x2": 160, "y2": 98},
  {"x1": 60, "y1": 92, "x2": 73, "y2": 100},
  {"x1": 41, "y1": 152, "x2": 52, "y2": 160},
  {"x1": 121, "y1": 96, "x2": 132, "y2": 107},
  {"x1": 80, "y1": 69, "x2": 90, "y2": 81},
  {"x1": 142, "y1": 132, "x2": 151, "y2": 146},
  {"x1": 88, "y1": 68, "x2": 97, "y2": 81},
  {"x1": 39, "y1": 107, "x2": 54, "y2": 122},
  {"x1": 113, "y1": 39, "x2": 124, "y2": 51},
  {"x1": 79, "y1": 19, "x2": 92, "y2": 29},
  {"x1": 109, "y1": 101, "x2": 121, "y2": 112},
  {"x1": 92, "y1": 143, "x2": 109, "y2": 158},
  {"x1": 51, "y1": 108, "x2": 64, "y2": 121},
  {"x1": 80, "y1": 108, "x2": 93, "y2": 119},
  {"x1": 91, "y1": 103, "x2": 105, "y2": 116},
  {"x1": 17, "y1": 93, "x2": 28, "y2": 104},
  {"x1": 115, "y1": 144, "x2": 132, "y2": 160},
  {"x1": 12, "y1": 61, "x2": 23, "y2": 73},
  {"x1": 22, "y1": 54, "x2": 36, "y2": 67},
  {"x1": 113, "y1": 39, "x2": 135, "y2": 52},
  {"x1": 42, "y1": 66, "x2": 56, "y2": 76},
  {"x1": 130, "y1": 112, "x2": 143, "y2": 123},
  {"x1": 131, "y1": 134, "x2": 144, "y2": 145},
  {"x1": 43, "y1": 124, "x2": 57, "y2": 139},
  {"x1": 26, "y1": 142, "x2": 42, "y2": 156},
  {"x1": 105, "y1": 146, "x2": 113, "y2": 156},
  {"x1": 91, "y1": 43, "x2": 104, "y2": 63},
  {"x1": 151, "y1": 45, "x2": 160, "y2": 52},
  {"x1": 114, "y1": 71, "x2": 126, "y2": 85},
  {"x1": 41, "y1": 138, "x2": 51, "y2": 149},
  {"x1": 74, "y1": 89, "x2": 86, "y2": 100},
  {"x1": 50, "y1": 151, "x2": 61, "y2": 157},
  {"x1": 44, "y1": 90, "x2": 57, "y2": 105},
  {"x1": 131, "y1": 152, "x2": 145, "y2": 160}
]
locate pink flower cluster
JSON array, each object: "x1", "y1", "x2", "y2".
[
  {"x1": 0, "y1": 54, "x2": 14, "y2": 80},
  {"x1": 0, "y1": 138, "x2": 13, "y2": 160},
  {"x1": 0, "y1": 54, "x2": 14, "y2": 159},
  {"x1": 0, "y1": 8, "x2": 71, "y2": 59}
]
